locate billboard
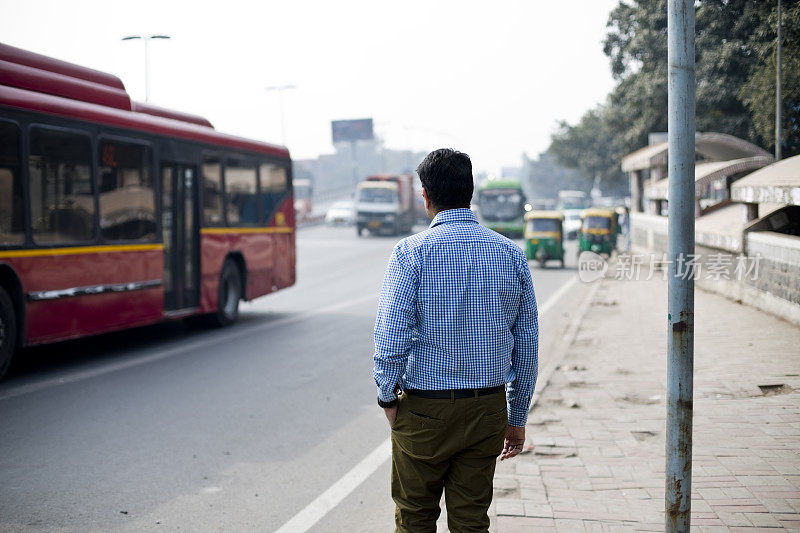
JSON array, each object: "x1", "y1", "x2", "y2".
[{"x1": 331, "y1": 118, "x2": 374, "y2": 143}]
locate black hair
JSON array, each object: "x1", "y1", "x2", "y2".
[{"x1": 416, "y1": 148, "x2": 474, "y2": 210}]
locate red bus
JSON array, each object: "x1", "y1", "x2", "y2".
[{"x1": 0, "y1": 43, "x2": 296, "y2": 378}]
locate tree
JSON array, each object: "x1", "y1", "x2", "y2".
[
  {"x1": 548, "y1": 0, "x2": 800, "y2": 191},
  {"x1": 694, "y1": 1, "x2": 762, "y2": 139},
  {"x1": 548, "y1": 106, "x2": 628, "y2": 193},
  {"x1": 523, "y1": 151, "x2": 595, "y2": 201},
  {"x1": 602, "y1": 0, "x2": 669, "y2": 154},
  {"x1": 739, "y1": 1, "x2": 800, "y2": 156}
]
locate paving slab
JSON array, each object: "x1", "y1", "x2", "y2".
[{"x1": 493, "y1": 272, "x2": 800, "y2": 532}]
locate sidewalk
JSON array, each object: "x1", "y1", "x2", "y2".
[{"x1": 493, "y1": 272, "x2": 800, "y2": 531}]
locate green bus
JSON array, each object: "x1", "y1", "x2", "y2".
[{"x1": 476, "y1": 179, "x2": 527, "y2": 238}]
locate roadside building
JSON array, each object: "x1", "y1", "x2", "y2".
[
  {"x1": 621, "y1": 132, "x2": 772, "y2": 215},
  {"x1": 624, "y1": 137, "x2": 800, "y2": 326}
]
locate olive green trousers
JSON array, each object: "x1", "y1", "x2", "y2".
[{"x1": 390, "y1": 389, "x2": 508, "y2": 533}]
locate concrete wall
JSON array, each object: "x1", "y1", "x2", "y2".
[
  {"x1": 630, "y1": 212, "x2": 668, "y2": 254},
  {"x1": 629, "y1": 213, "x2": 800, "y2": 326},
  {"x1": 746, "y1": 232, "x2": 800, "y2": 306}
]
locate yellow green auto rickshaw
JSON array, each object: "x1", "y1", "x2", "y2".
[
  {"x1": 524, "y1": 211, "x2": 565, "y2": 268},
  {"x1": 578, "y1": 208, "x2": 618, "y2": 257}
]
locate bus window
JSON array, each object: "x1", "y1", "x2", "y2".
[
  {"x1": 29, "y1": 127, "x2": 95, "y2": 243},
  {"x1": 225, "y1": 159, "x2": 258, "y2": 226},
  {"x1": 259, "y1": 163, "x2": 288, "y2": 224},
  {"x1": 202, "y1": 156, "x2": 223, "y2": 226},
  {"x1": 98, "y1": 140, "x2": 155, "y2": 241},
  {"x1": 0, "y1": 122, "x2": 24, "y2": 245}
]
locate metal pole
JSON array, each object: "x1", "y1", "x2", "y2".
[
  {"x1": 666, "y1": 1, "x2": 695, "y2": 531},
  {"x1": 278, "y1": 89, "x2": 287, "y2": 146},
  {"x1": 265, "y1": 85, "x2": 295, "y2": 147},
  {"x1": 144, "y1": 38, "x2": 151, "y2": 103},
  {"x1": 123, "y1": 35, "x2": 169, "y2": 103},
  {"x1": 776, "y1": 0, "x2": 782, "y2": 160},
  {"x1": 351, "y1": 140, "x2": 359, "y2": 187}
]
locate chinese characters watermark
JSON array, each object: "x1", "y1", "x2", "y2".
[{"x1": 578, "y1": 251, "x2": 761, "y2": 283}]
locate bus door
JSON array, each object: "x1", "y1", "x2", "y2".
[{"x1": 161, "y1": 163, "x2": 200, "y2": 311}]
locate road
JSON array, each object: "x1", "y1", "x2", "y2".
[{"x1": 0, "y1": 223, "x2": 588, "y2": 532}]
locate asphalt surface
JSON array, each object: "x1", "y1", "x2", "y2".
[{"x1": 0, "y1": 223, "x2": 585, "y2": 532}]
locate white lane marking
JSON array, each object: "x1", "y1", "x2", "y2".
[
  {"x1": 297, "y1": 239, "x2": 370, "y2": 248},
  {"x1": 537, "y1": 275, "x2": 579, "y2": 318},
  {"x1": 274, "y1": 439, "x2": 392, "y2": 533},
  {"x1": 272, "y1": 276, "x2": 580, "y2": 533},
  {"x1": 0, "y1": 293, "x2": 377, "y2": 401}
]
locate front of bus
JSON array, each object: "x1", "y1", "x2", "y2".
[{"x1": 477, "y1": 184, "x2": 526, "y2": 238}]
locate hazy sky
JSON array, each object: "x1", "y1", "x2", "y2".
[{"x1": 1, "y1": 0, "x2": 618, "y2": 173}]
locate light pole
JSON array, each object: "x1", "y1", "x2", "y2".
[
  {"x1": 666, "y1": 0, "x2": 695, "y2": 531},
  {"x1": 122, "y1": 35, "x2": 171, "y2": 103},
  {"x1": 265, "y1": 85, "x2": 296, "y2": 146}
]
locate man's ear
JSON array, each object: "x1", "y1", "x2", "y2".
[{"x1": 422, "y1": 188, "x2": 431, "y2": 209}]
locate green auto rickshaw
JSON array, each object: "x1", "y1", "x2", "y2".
[
  {"x1": 524, "y1": 211, "x2": 565, "y2": 268},
  {"x1": 578, "y1": 208, "x2": 618, "y2": 257}
]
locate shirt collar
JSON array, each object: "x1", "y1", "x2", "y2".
[{"x1": 429, "y1": 208, "x2": 478, "y2": 229}]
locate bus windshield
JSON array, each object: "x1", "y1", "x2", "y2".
[
  {"x1": 359, "y1": 188, "x2": 396, "y2": 203},
  {"x1": 479, "y1": 189, "x2": 523, "y2": 221}
]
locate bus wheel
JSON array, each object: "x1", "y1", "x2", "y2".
[
  {"x1": 211, "y1": 260, "x2": 242, "y2": 327},
  {"x1": 0, "y1": 287, "x2": 17, "y2": 380}
]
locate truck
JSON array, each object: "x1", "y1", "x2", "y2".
[
  {"x1": 355, "y1": 174, "x2": 415, "y2": 236},
  {"x1": 413, "y1": 179, "x2": 429, "y2": 224},
  {"x1": 293, "y1": 179, "x2": 313, "y2": 221}
]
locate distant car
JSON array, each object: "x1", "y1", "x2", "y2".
[{"x1": 325, "y1": 201, "x2": 355, "y2": 226}]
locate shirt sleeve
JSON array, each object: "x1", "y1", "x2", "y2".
[
  {"x1": 507, "y1": 252, "x2": 539, "y2": 427},
  {"x1": 373, "y1": 243, "x2": 418, "y2": 402}
]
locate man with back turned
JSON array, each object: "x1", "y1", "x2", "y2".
[{"x1": 373, "y1": 148, "x2": 539, "y2": 533}]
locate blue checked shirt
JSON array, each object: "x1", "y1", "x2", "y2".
[{"x1": 373, "y1": 208, "x2": 539, "y2": 427}]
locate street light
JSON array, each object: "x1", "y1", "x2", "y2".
[
  {"x1": 122, "y1": 35, "x2": 171, "y2": 103},
  {"x1": 265, "y1": 85, "x2": 296, "y2": 146}
]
